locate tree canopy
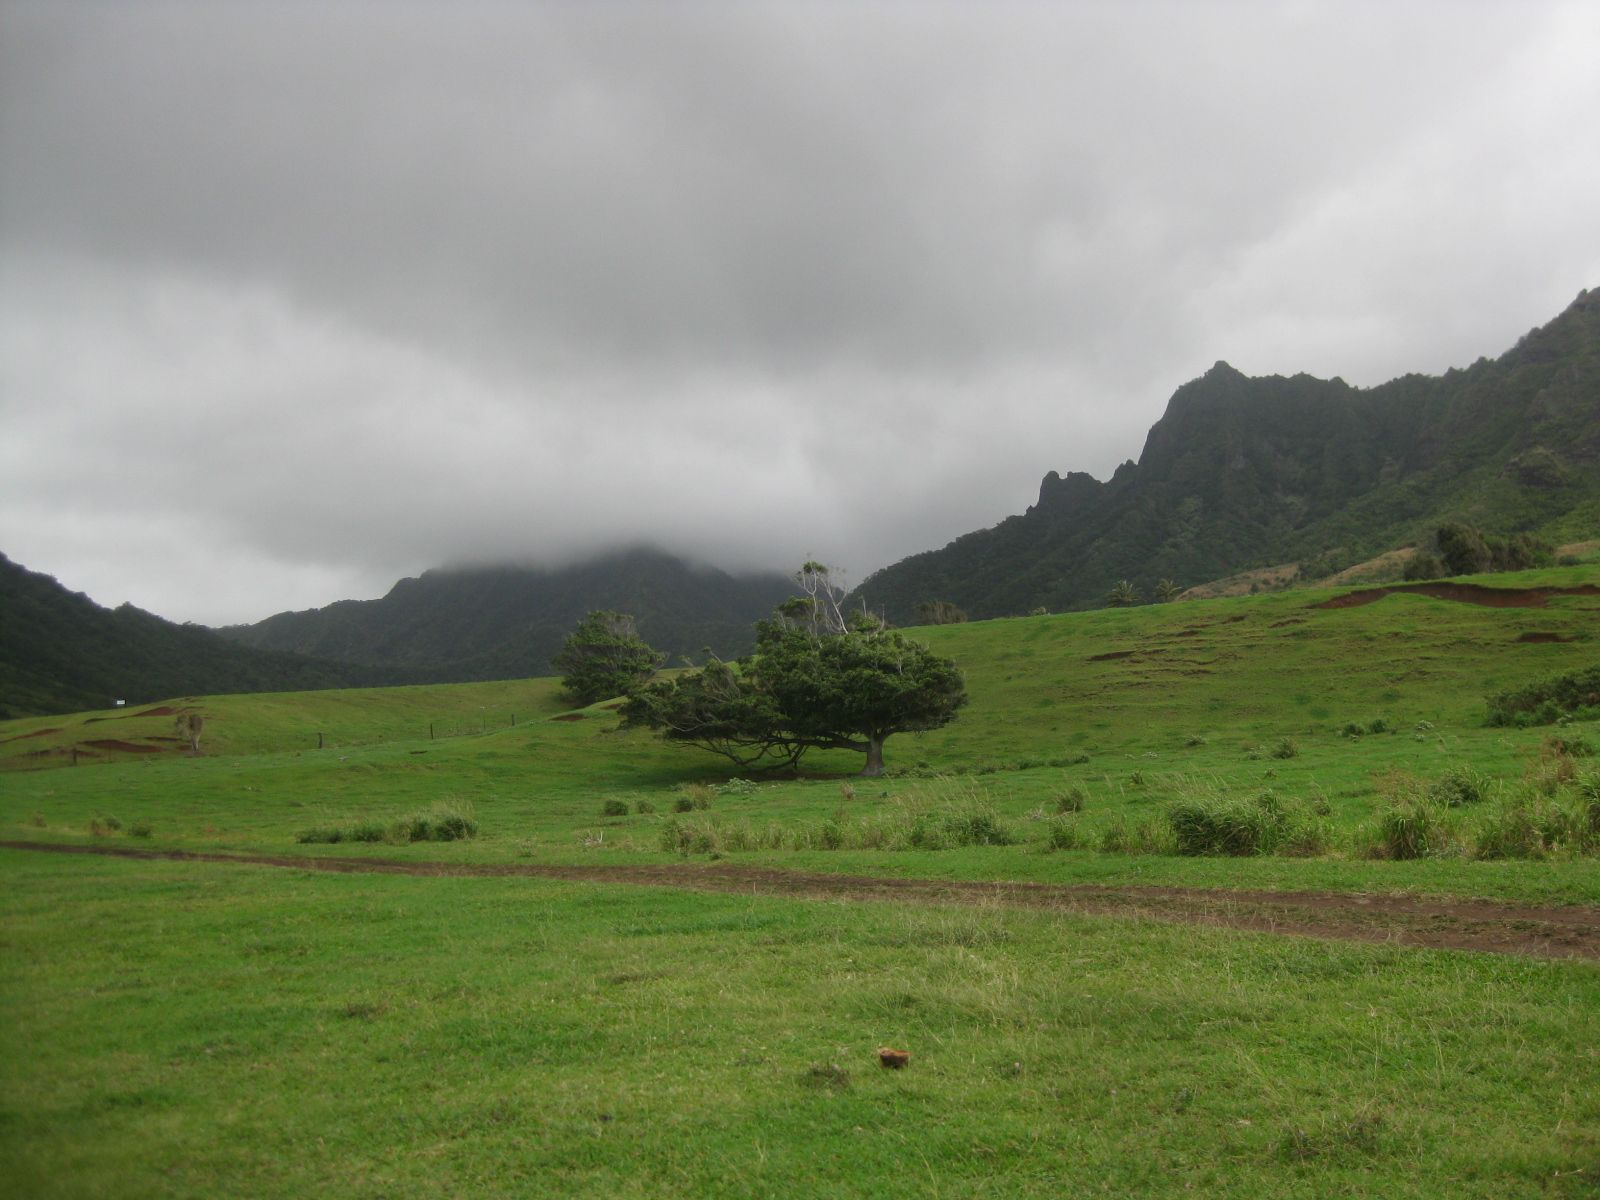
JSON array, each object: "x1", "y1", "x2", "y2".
[
  {"x1": 622, "y1": 566, "x2": 966, "y2": 776},
  {"x1": 553, "y1": 610, "x2": 662, "y2": 706}
]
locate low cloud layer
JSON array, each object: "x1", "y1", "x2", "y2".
[{"x1": 3, "y1": 1, "x2": 1597, "y2": 624}]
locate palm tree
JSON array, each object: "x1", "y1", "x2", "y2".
[
  {"x1": 1154, "y1": 578, "x2": 1181, "y2": 602},
  {"x1": 1106, "y1": 580, "x2": 1140, "y2": 607}
]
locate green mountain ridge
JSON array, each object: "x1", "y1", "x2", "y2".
[
  {"x1": 0, "y1": 552, "x2": 399, "y2": 718},
  {"x1": 850, "y1": 288, "x2": 1600, "y2": 621},
  {"x1": 217, "y1": 546, "x2": 799, "y2": 682}
]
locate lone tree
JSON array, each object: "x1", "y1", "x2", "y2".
[
  {"x1": 623, "y1": 564, "x2": 966, "y2": 777},
  {"x1": 553, "y1": 611, "x2": 663, "y2": 706},
  {"x1": 1153, "y1": 579, "x2": 1181, "y2": 602}
]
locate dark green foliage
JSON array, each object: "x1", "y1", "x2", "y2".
[
  {"x1": 850, "y1": 289, "x2": 1600, "y2": 621},
  {"x1": 1434, "y1": 522, "x2": 1550, "y2": 575},
  {"x1": 1271, "y1": 737, "x2": 1299, "y2": 759},
  {"x1": 1105, "y1": 580, "x2": 1140, "y2": 607},
  {"x1": 625, "y1": 591, "x2": 967, "y2": 776},
  {"x1": 1427, "y1": 766, "x2": 1490, "y2": 808},
  {"x1": 553, "y1": 611, "x2": 663, "y2": 706},
  {"x1": 1485, "y1": 665, "x2": 1600, "y2": 726},
  {"x1": 1435, "y1": 523, "x2": 1493, "y2": 575},
  {"x1": 1402, "y1": 551, "x2": 1445, "y2": 581},
  {"x1": 0, "y1": 552, "x2": 398, "y2": 718},
  {"x1": 914, "y1": 600, "x2": 969, "y2": 625},
  {"x1": 601, "y1": 799, "x2": 630, "y2": 817}
]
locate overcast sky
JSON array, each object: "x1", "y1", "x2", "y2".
[{"x1": 3, "y1": 1, "x2": 1597, "y2": 625}]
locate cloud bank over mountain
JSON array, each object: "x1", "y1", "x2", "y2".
[{"x1": 3, "y1": 1, "x2": 1597, "y2": 623}]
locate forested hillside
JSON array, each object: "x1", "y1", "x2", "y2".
[
  {"x1": 0, "y1": 554, "x2": 394, "y2": 718},
  {"x1": 219, "y1": 547, "x2": 798, "y2": 681},
  {"x1": 851, "y1": 288, "x2": 1600, "y2": 621}
]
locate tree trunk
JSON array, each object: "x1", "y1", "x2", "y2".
[{"x1": 860, "y1": 735, "x2": 886, "y2": 777}]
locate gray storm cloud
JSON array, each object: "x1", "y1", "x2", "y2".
[{"x1": 2, "y1": 1, "x2": 1597, "y2": 623}]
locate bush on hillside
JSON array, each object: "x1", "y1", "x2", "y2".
[{"x1": 1485, "y1": 665, "x2": 1600, "y2": 727}]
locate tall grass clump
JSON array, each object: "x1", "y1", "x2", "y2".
[
  {"x1": 1426, "y1": 766, "x2": 1491, "y2": 808},
  {"x1": 299, "y1": 799, "x2": 477, "y2": 845},
  {"x1": 1164, "y1": 787, "x2": 1326, "y2": 856}
]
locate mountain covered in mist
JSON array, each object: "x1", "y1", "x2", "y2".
[
  {"x1": 851, "y1": 288, "x2": 1600, "y2": 621},
  {"x1": 218, "y1": 547, "x2": 799, "y2": 682},
  {"x1": 0, "y1": 553, "x2": 396, "y2": 718}
]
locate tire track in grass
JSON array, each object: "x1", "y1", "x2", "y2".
[{"x1": 5, "y1": 839, "x2": 1599, "y2": 961}]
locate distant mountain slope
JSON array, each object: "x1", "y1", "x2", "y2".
[
  {"x1": 852, "y1": 288, "x2": 1600, "y2": 621},
  {"x1": 0, "y1": 553, "x2": 393, "y2": 719},
  {"x1": 219, "y1": 547, "x2": 799, "y2": 680}
]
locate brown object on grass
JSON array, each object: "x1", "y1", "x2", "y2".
[{"x1": 877, "y1": 1047, "x2": 910, "y2": 1069}]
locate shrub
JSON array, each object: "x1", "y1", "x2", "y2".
[
  {"x1": 128, "y1": 823, "x2": 153, "y2": 839},
  {"x1": 1271, "y1": 737, "x2": 1299, "y2": 760},
  {"x1": 678, "y1": 783, "x2": 716, "y2": 810},
  {"x1": 1366, "y1": 718, "x2": 1389, "y2": 735},
  {"x1": 1370, "y1": 797, "x2": 1452, "y2": 860},
  {"x1": 634, "y1": 799, "x2": 656, "y2": 815},
  {"x1": 601, "y1": 799, "x2": 630, "y2": 817},
  {"x1": 1184, "y1": 734, "x2": 1207, "y2": 747},
  {"x1": 1403, "y1": 551, "x2": 1445, "y2": 581},
  {"x1": 1098, "y1": 815, "x2": 1172, "y2": 855},
  {"x1": 1485, "y1": 665, "x2": 1600, "y2": 727},
  {"x1": 1043, "y1": 817, "x2": 1087, "y2": 851},
  {"x1": 1426, "y1": 766, "x2": 1490, "y2": 808},
  {"x1": 1054, "y1": 787, "x2": 1086, "y2": 814}
]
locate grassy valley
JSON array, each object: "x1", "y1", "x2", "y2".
[{"x1": 2, "y1": 564, "x2": 1598, "y2": 1196}]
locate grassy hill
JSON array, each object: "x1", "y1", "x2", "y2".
[
  {"x1": 4, "y1": 565, "x2": 1598, "y2": 1197},
  {"x1": 852, "y1": 288, "x2": 1600, "y2": 622},
  {"x1": 7, "y1": 561, "x2": 1599, "y2": 898}
]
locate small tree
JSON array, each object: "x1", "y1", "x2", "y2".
[
  {"x1": 1154, "y1": 579, "x2": 1181, "y2": 602},
  {"x1": 1106, "y1": 580, "x2": 1141, "y2": 607},
  {"x1": 1435, "y1": 523, "x2": 1492, "y2": 575},
  {"x1": 624, "y1": 567, "x2": 967, "y2": 777},
  {"x1": 553, "y1": 611, "x2": 663, "y2": 706}
]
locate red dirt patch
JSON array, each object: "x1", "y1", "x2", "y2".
[
  {"x1": 1317, "y1": 583, "x2": 1600, "y2": 610},
  {"x1": 4, "y1": 841, "x2": 1597, "y2": 962},
  {"x1": 550, "y1": 713, "x2": 587, "y2": 722},
  {"x1": 81, "y1": 739, "x2": 165, "y2": 753},
  {"x1": 133, "y1": 706, "x2": 179, "y2": 717},
  {"x1": 0, "y1": 727, "x2": 62, "y2": 743},
  {"x1": 1518, "y1": 632, "x2": 1576, "y2": 643}
]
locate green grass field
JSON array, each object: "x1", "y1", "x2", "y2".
[{"x1": 3, "y1": 566, "x2": 1598, "y2": 1195}]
